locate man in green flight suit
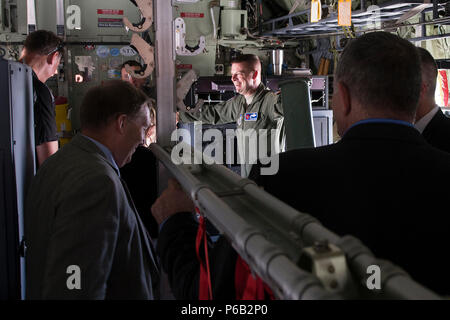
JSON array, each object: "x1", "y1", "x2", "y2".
[{"x1": 178, "y1": 54, "x2": 284, "y2": 177}]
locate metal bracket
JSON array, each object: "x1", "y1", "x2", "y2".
[
  {"x1": 298, "y1": 240, "x2": 355, "y2": 296},
  {"x1": 174, "y1": 17, "x2": 206, "y2": 56},
  {"x1": 123, "y1": 0, "x2": 153, "y2": 32},
  {"x1": 126, "y1": 33, "x2": 155, "y2": 79}
]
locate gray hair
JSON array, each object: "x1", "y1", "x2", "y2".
[
  {"x1": 80, "y1": 80, "x2": 149, "y2": 130},
  {"x1": 335, "y1": 32, "x2": 421, "y2": 117}
]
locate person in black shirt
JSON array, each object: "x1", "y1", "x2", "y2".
[
  {"x1": 120, "y1": 61, "x2": 159, "y2": 237},
  {"x1": 120, "y1": 99, "x2": 159, "y2": 238},
  {"x1": 19, "y1": 30, "x2": 63, "y2": 167}
]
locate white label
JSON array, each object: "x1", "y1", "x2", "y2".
[
  {"x1": 311, "y1": 0, "x2": 321, "y2": 23},
  {"x1": 27, "y1": 0, "x2": 36, "y2": 25}
]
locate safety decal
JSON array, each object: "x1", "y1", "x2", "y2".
[
  {"x1": 96, "y1": 46, "x2": 110, "y2": 58},
  {"x1": 109, "y1": 57, "x2": 122, "y2": 68},
  {"x1": 120, "y1": 46, "x2": 137, "y2": 57},
  {"x1": 244, "y1": 112, "x2": 258, "y2": 121},
  {"x1": 107, "y1": 69, "x2": 121, "y2": 79},
  {"x1": 110, "y1": 48, "x2": 120, "y2": 57}
]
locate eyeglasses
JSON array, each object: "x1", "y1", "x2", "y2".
[{"x1": 47, "y1": 42, "x2": 65, "y2": 56}]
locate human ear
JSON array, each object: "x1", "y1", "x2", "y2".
[
  {"x1": 337, "y1": 81, "x2": 351, "y2": 116},
  {"x1": 116, "y1": 114, "x2": 128, "y2": 134},
  {"x1": 46, "y1": 52, "x2": 59, "y2": 66},
  {"x1": 19, "y1": 48, "x2": 27, "y2": 61}
]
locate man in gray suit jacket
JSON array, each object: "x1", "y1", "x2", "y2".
[{"x1": 25, "y1": 80, "x2": 159, "y2": 299}]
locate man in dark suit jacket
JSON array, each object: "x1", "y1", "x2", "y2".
[
  {"x1": 253, "y1": 32, "x2": 450, "y2": 295},
  {"x1": 153, "y1": 32, "x2": 450, "y2": 298},
  {"x1": 25, "y1": 80, "x2": 159, "y2": 299},
  {"x1": 414, "y1": 47, "x2": 450, "y2": 153}
]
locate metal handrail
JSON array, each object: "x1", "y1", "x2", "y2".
[{"x1": 150, "y1": 143, "x2": 441, "y2": 299}]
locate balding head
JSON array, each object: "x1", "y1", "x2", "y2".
[
  {"x1": 80, "y1": 80, "x2": 151, "y2": 167},
  {"x1": 333, "y1": 32, "x2": 422, "y2": 135},
  {"x1": 335, "y1": 32, "x2": 421, "y2": 117},
  {"x1": 80, "y1": 80, "x2": 149, "y2": 131}
]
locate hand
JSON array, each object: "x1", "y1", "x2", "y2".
[
  {"x1": 176, "y1": 111, "x2": 180, "y2": 124},
  {"x1": 151, "y1": 178, "x2": 195, "y2": 225}
]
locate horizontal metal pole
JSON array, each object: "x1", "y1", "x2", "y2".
[
  {"x1": 150, "y1": 143, "x2": 338, "y2": 299},
  {"x1": 150, "y1": 143, "x2": 442, "y2": 299},
  {"x1": 262, "y1": 5, "x2": 330, "y2": 26},
  {"x1": 262, "y1": 1, "x2": 447, "y2": 38},
  {"x1": 409, "y1": 33, "x2": 450, "y2": 42}
]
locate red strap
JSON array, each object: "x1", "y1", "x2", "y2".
[
  {"x1": 235, "y1": 255, "x2": 275, "y2": 300},
  {"x1": 195, "y1": 211, "x2": 213, "y2": 300},
  {"x1": 439, "y1": 70, "x2": 449, "y2": 106}
]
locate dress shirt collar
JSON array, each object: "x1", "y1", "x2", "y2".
[
  {"x1": 414, "y1": 106, "x2": 439, "y2": 133},
  {"x1": 81, "y1": 134, "x2": 120, "y2": 176}
]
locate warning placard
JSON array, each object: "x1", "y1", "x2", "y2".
[
  {"x1": 97, "y1": 9, "x2": 124, "y2": 15},
  {"x1": 177, "y1": 64, "x2": 193, "y2": 69},
  {"x1": 181, "y1": 12, "x2": 204, "y2": 18},
  {"x1": 98, "y1": 18, "x2": 123, "y2": 28}
]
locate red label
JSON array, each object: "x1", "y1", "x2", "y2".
[
  {"x1": 98, "y1": 18, "x2": 122, "y2": 22},
  {"x1": 440, "y1": 70, "x2": 449, "y2": 107},
  {"x1": 97, "y1": 9, "x2": 124, "y2": 15},
  {"x1": 177, "y1": 64, "x2": 193, "y2": 69},
  {"x1": 181, "y1": 12, "x2": 204, "y2": 18}
]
